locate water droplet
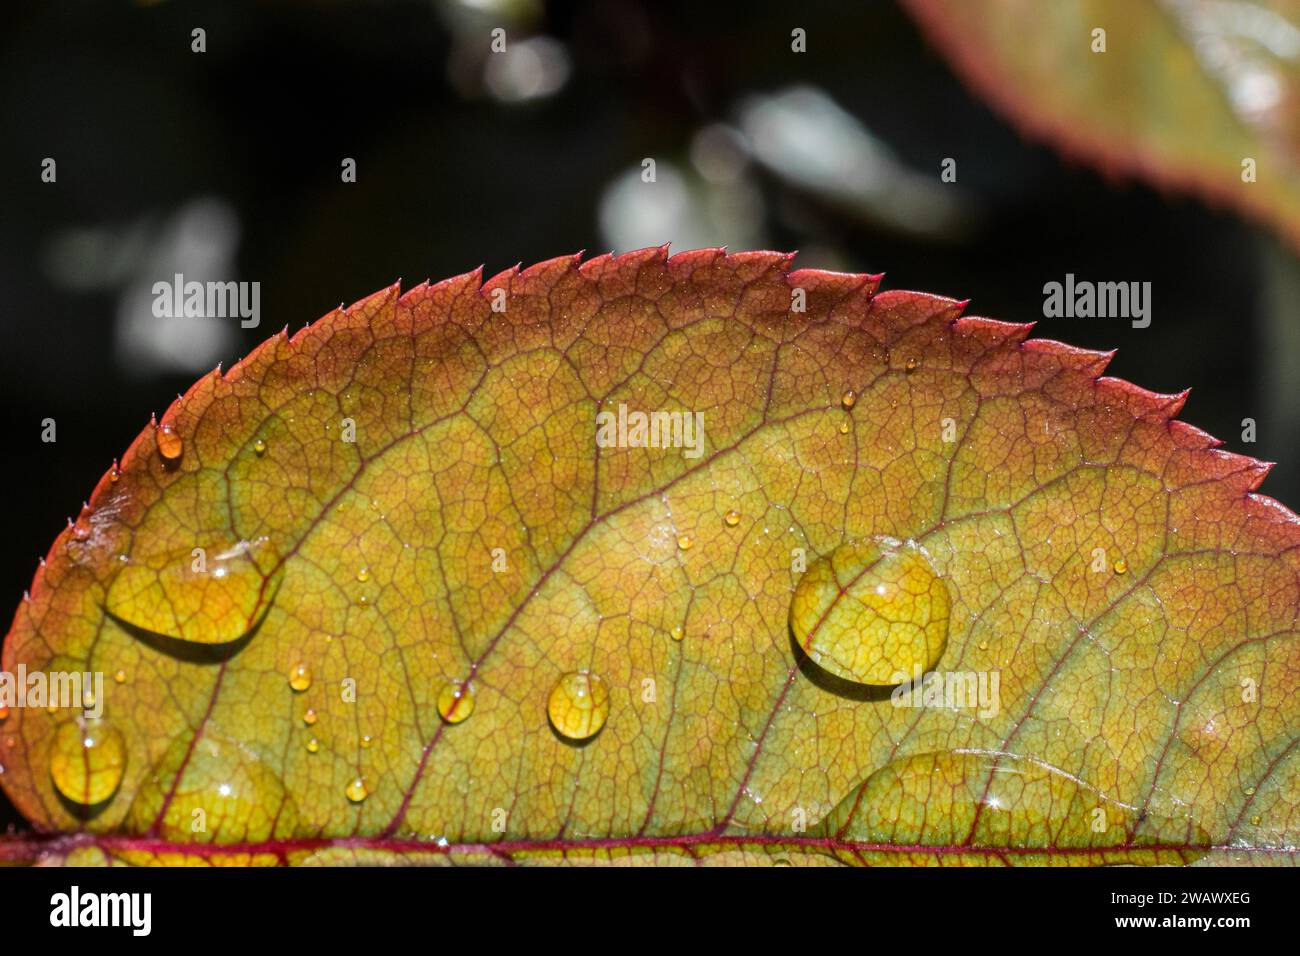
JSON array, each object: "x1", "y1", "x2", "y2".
[
  {"x1": 1251, "y1": 815, "x2": 1262, "y2": 826},
  {"x1": 904, "y1": 358, "x2": 919, "y2": 373},
  {"x1": 303, "y1": 708, "x2": 318, "y2": 726},
  {"x1": 126, "y1": 733, "x2": 299, "y2": 842},
  {"x1": 670, "y1": 625, "x2": 685, "y2": 642},
  {"x1": 1113, "y1": 559, "x2": 1128, "y2": 575},
  {"x1": 789, "y1": 538, "x2": 950, "y2": 685},
  {"x1": 360, "y1": 734, "x2": 373, "y2": 749},
  {"x1": 677, "y1": 534, "x2": 693, "y2": 551},
  {"x1": 49, "y1": 719, "x2": 126, "y2": 807},
  {"x1": 1244, "y1": 786, "x2": 1256, "y2": 796},
  {"x1": 978, "y1": 640, "x2": 989, "y2": 651},
  {"x1": 253, "y1": 439, "x2": 267, "y2": 456},
  {"x1": 437, "y1": 681, "x2": 475, "y2": 724},
  {"x1": 288, "y1": 663, "x2": 312, "y2": 692},
  {"x1": 113, "y1": 670, "x2": 126, "y2": 684},
  {"x1": 724, "y1": 510, "x2": 741, "y2": 527},
  {"x1": 838, "y1": 421, "x2": 851, "y2": 435},
  {"x1": 105, "y1": 536, "x2": 283, "y2": 646},
  {"x1": 306, "y1": 738, "x2": 319, "y2": 754},
  {"x1": 346, "y1": 777, "x2": 369, "y2": 803},
  {"x1": 547, "y1": 670, "x2": 610, "y2": 741},
  {"x1": 157, "y1": 423, "x2": 183, "y2": 462},
  {"x1": 0, "y1": 706, "x2": 9, "y2": 721},
  {"x1": 109, "y1": 466, "x2": 120, "y2": 483},
  {"x1": 356, "y1": 566, "x2": 370, "y2": 583},
  {"x1": 840, "y1": 389, "x2": 858, "y2": 410},
  {"x1": 357, "y1": 594, "x2": 371, "y2": 608},
  {"x1": 820, "y1": 751, "x2": 1209, "y2": 862}
]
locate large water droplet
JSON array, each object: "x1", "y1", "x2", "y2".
[
  {"x1": 105, "y1": 536, "x2": 283, "y2": 647},
  {"x1": 790, "y1": 537, "x2": 950, "y2": 685},
  {"x1": 818, "y1": 751, "x2": 1209, "y2": 864},
  {"x1": 547, "y1": 670, "x2": 609, "y2": 741},
  {"x1": 437, "y1": 681, "x2": 475, "y2": 724},
  {"x1": 126, "y1": 733, "x2": 299, "y2": 843},
  {"x1": 50, "y1": 718, "x2": 126, "y2": 807}
]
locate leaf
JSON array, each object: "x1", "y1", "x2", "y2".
[
  {"x1": 904, "y1": 0, "x2": 1300, "y2": 250},
  {"x1": 1, "y1": 248, "x2": 1297, "y2": 866}
]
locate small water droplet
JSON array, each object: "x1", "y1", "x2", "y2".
[
  {"x1": 306, "y1": 737, "x2": 319, "y2": 754},
  {"x1": 547, "y1": 670, "x2": 610, "y2": 741},
  {"x1": 790, "y1": 538, "x2": 950, "y2": 686},
  {"x1": 1244, "y1": 786, "x2": 1256, "y2": 796},
  {"x1": 157, "y1": 423, "x2": 183, "y2": 462},
  {"x1": 303, "y1": 708, "x2": 318, "y2": 726},
  {"x1": 670, "y1": 625, "x2": 685, "y2": 642},
  {"x1": 1250, "y1": 815, "x2": 1262, "y2": 826},
  {"x1": 113, "y1": 670, "x2": 127, "y2": 684},
  {"x1": 109, "y1": 466, "x2": 120, "y2": 483},
  {"x1": 838, "y1": 421, "x2": 851, "y2": 435},
  {"x1": 840, "y1": 389, "x2": 858, "y2": 410},
  {"x1": 677, "y1": 534, "x2": 693, "y2": 551},
  {"x1": 49, "y1": 719, "x2": 126, "y2": 807},
  {"x1": 253, "y1": 438, "x2": 267, "y2": 456},
  {"x1": 1113, "y1": 559, "x2": 1128, "y2": 575},
  {"x1": 356, "y1": 566, "x2": 370, "y2": 583},
  {"x1": 288, "y1": 663, "x2": 312, "y2": 692},
  {"x1": 724, "y1": 510, "x2": 741, "y2": 527},
  {"x1": 437, "y1": 681, "x2": 475, "y2": 724},
  {"x1": 346, "y1": 777, "x2": 369, "y2": 803},
  {"x1": 360, "y1": 734, "x2": 372, "y2": 749},
  {"x1": 978, "y1": 640, "x2": 989, "y2": 651},
  {"x1": 904, "y1": 358, "x2": 919, "y2": 373},
  {"x1": 357, "y1": 594, "x2": 371, "y2": 608}
]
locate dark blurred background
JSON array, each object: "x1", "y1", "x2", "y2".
[{"x1": 1, "y1": 0, "x2": 1296, "y2": 776}]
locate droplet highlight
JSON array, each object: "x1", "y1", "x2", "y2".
[
  {"x1": 547, "y1": 670, "x2": 610, "y2": 741},
  {"x1": 790, "y1": 537, "x2": 950, "y2": 686}
]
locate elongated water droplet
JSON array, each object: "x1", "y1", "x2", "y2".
[
  {"x1": 50, "y1": 719, "x2": 126, "y2": 807},
  {"x1": 288, "y1": 663, "x2": 312, "y2": 692},
  {"x1": 346, "y1": 777, "x2": 369, "y2": 803},
  {"x1": 547, "y1": 670, "x2": 609, "y2": 741},
  {"x1": 818, "y1": 751, "x2": 1209, "y2": 864},
  {"x1": 437, "y1": 681, "x2": 475, "y2": 724},
  {"x1": 253, "y1": 439, "x2": 267, "y2": 456},
  {"x1": 790, "y1": 537, "x2": 950, "y2": 686},
  {"x1": 356, "y1": 566, "x2": 370, "y2": 583},
  {"x1": 105, "y1": 535, "x2": 283, "y2": 646},
  {"x1": 840, "y1": 389, "x2": 857, "y2": 410},
  {"x1": 157, "y1": 423, "x2": 183, "y2": 461}
]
